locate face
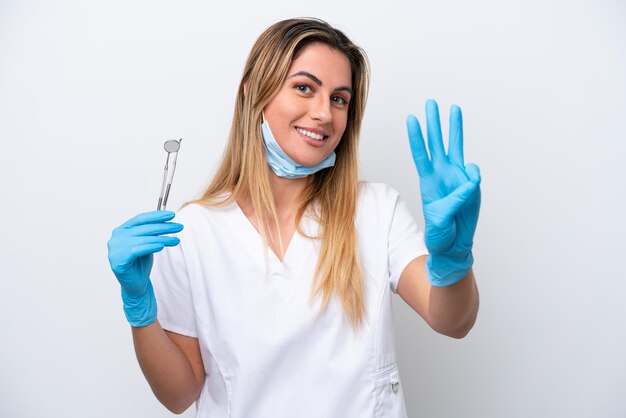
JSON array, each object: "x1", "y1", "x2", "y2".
[{"x1": 263, "y1": 42, "x2": 352, "y2": 167}]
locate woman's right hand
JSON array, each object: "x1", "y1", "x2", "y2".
[{"x1": 107, "y1": 210, "x2": 183, "y2": 327}]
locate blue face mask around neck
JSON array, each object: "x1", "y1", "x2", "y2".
[{"x1": 261, "y1": 118, "x2": 336, "y2": 179}]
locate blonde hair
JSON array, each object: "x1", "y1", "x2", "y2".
[{"x1": 189, "y1": 18, "x2": 370, "y2": 328}]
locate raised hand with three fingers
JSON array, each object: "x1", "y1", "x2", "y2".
[{"x1": 406, "y1": 99, "x2": 481, "y2": 287}]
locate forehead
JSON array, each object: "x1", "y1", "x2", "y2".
[{"x1": 289, "y1": 42, "x2": 352, "y2": 88}]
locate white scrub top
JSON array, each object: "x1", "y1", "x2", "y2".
[{"x1": 151, "y1": 182, "x2": 428, "y2": 418}]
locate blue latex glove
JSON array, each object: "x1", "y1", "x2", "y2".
[
  {"x1": 406, "y1": 99, "x2": 481, "y2": 286},
  {"x1": 107, "y1": 211, "x2": 183, "y2": 327}
]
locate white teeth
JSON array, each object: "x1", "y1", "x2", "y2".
[{"x1": 297, "y1": 128, "x2": 325, "y2": 141}]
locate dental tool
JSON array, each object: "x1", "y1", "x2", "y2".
[{"x1": 157, "y1": 138, "x2": 182, "y2": 211}]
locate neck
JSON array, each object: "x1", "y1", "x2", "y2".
[
  {"x1": 237, "y1": 170, "x2": 311, "y2": 224},
  {"x1": 267, "y1": 171, "x2": 310, "y2": 221}
]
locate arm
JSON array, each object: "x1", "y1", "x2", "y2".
[
  {"x1": 397, "y1": 255, "x2": 479, "y2": 338},
  {"x1": 132, "y1": 323, "x2": 205, "y2": 414},
  {"x1": 107, "y1": 211, "x2": 204, "y2": 413},
  {"x1": 403, "y1": 100, "x2": 482, "y2": 337}
]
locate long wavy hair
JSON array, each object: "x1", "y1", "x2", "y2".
[{"x1": 189, "y1": 18, "x2": 370, "y2": 328}]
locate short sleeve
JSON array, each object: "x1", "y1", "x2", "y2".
[
  {"x1": 387, "y1": 192, "x2": 429, "y2": 294},
  {"x1": 151, "y1": 212, "x2": 198, "y2": 337}
]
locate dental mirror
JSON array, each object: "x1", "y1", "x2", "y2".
[
  {"x1": 157, "y1": 138, "x2": 182, "y2": 211},
  {"x1": 164, "y1": 139, "x2": 181, "y2": 153}
]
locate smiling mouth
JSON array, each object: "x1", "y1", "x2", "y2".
[{"x1": 296, "y1": 127, "x2": 327, "y2": 141}]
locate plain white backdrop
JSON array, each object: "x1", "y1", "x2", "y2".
[{"x1": 1, "y1": 0, "x2": 625, "y2": 417}]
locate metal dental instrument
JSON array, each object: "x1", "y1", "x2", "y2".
[{"x1": 157, "y1": 138, "x2": 182, "y2": 211}]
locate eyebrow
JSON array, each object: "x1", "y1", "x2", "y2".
[{"x1": 288, "y1": 71, "x2": 352, "y2": 95}]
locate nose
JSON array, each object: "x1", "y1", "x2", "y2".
[{"x1": 309, "y1": 95, "x2": 332, "y2": 124}]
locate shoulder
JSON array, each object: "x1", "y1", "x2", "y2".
[
  {"x1": 173, "y1": 202, "x2": 208, "y2": 223},
  {"x1": 173, "y1": 200, "x2": 238, "y2": 228},
  {"x1": 357, "y1": 181, "x2": 402, "y2": 208},
  {"x1": 355, "y1": 182, "x2": 405, "y2": 227}
]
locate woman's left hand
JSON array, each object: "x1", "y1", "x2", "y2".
[{"x1": 406, "y1": 99, "x2": 481, "y2": 286}]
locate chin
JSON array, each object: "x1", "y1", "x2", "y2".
[
  {"x1": 284, "y1": 149, "x2": 319, "y2": 165},
  {"x1": 293, "y1": 156, "x2": 327, "y2": 167}
]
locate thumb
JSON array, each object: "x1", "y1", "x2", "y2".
[
  {"x1": 440, "y1": 180, "x2": 480, "y2": 221},
  {"x1": 465, "y1": 163, "x2": 481, "y2": 185}
]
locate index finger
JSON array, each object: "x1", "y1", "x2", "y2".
[
  {"x1": 447, "y1": 104, "x2": 465, "y2": 167},
  {"x1": 120, "y1": 210, "x2": 176, "y2": 229}
]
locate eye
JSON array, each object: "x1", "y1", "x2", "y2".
[
  {"x1": 332, "y1": 95, "x2": 349, "y2": 106},
  {"x1": 295, "y1": 84, "x2": 312, "y2": 94}
]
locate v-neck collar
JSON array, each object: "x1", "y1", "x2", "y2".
[
  {"x1": 226, "y1": 202, "x2": 319, "y2": 301},
  {"x1": 232, "y1": 201, "x2": 299, "y2": 264}
]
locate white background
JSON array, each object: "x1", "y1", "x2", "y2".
[{"x1": 1, "y1": 0, "x2": 625, "y2": 417}]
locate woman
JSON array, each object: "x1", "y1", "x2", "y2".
[{"x1": 107, "y1": 17, "x2": 481, "y2": 417}]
